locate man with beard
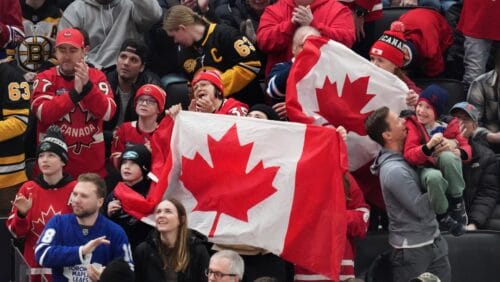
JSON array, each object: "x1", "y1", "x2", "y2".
[
  {"x1": 35, "y1": 173, "x2": 133, "y2": 282},
  {"x1": 31, "y1": 28, "x2": 116, "y2": 179}
]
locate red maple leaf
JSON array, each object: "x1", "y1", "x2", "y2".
[
  {"x1": 315, "y1": 75, "x2": 375, "y2": 135},
  {"x1": 61, "y1": 105, "x2": 97, "y2": 154},
  {"x1": 180, "y1": 124, "x2": 279, "y2": 237}
]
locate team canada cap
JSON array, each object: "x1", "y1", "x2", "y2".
[
  {"x1": 449, "y1": 102, "x2": 479, "y2": 123},
  {"x1": 135, "y1": 84, "x2": 167, "y2": 112},
  {"x1": 369, "y1": 21, "x2": 407, "y2": 68},
  {"x1": 37, "y1": 125, "x2": 69, "y2": 164},
  {"x1": 192, "y1": 69, "x2": 225, "y2": 96},
  {"x1": 56, "y1": 28, "x2": 85, "y2": 49}
]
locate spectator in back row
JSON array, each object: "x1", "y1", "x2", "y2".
[
  {"x1": 449, "y1": 102, "x2": 500, "y2": 231},
  {"x1": 31, "y1": 28, "x2": 116, "y2": 179},
  {"x1": 58, "y1": 0, "x2": 162, "y2": 71},
  {"x1": 164, "y1": 5, "x2": 265, "y2": 107},
  {"x1": 256, "y1": 0, "x2": 355, "y2": 76}
]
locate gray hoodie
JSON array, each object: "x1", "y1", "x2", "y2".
[
  {"x1": 371, "y1": 148, "x2": 440, "y2": 248},
  {"x1": 59, "y1": 0, "x2": 162, "y2": 69}
]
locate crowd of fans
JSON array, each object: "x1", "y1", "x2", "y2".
[{"x1": 0, "y1": 0, "x2": 499, "y2": 281}]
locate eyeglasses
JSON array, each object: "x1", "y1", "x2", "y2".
[
  {"x1": 137, "y1": 97, "x2": 157, "y2": 105},
  {"x1": 205, "y1": 269, "x2": 237, "y2": 280}
]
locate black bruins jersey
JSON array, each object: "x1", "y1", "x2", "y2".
[
  {"x1": 178, "y1": 23, "x2": 265, "y2": 106},
  {"x1": 0, "y1": 63, "x2": 30, "y2": 188}
]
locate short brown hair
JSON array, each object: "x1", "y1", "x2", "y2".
[
  {"x1": 77, "y1": 173, "x2": 107, "y2": 198},
  {"x1": 365, "y1": 106, "x2": 390, "y2": 146},
  {"x1": 163, "y1": 5, "x2": 208, "y2": 32}
]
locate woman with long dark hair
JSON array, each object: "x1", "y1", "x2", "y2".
[{"x1": 134, "y1": 199, "x2": 210, "y2": 282}]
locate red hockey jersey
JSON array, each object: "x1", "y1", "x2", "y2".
[
  {"x1": 216, "y1": 98, "x2": 249, "y2": 116},
  {"x1": 6, "y1": 176, "x2": 75, "y2": 270},
  {"x1": 31, "y1": 67, "x2": 116, "y2": 178}
]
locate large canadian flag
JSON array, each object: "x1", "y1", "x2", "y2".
[
  {"x1": 286, "y1": 36, "x2": 408, "y2": 172},
  {"x1": 156, "y1": 111, "x2": 348, "y2": 280}
]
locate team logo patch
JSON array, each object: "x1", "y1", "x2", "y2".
[
  {"x1": 183, "y1": 59, "x2": 197, "y2": 74},
  {"x1": 17, "y1": 36, "x2": 52, "y2": 72}
]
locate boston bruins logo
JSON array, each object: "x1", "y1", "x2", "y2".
[{"x1": 17, "y1": 36, "x2": 52, "y2": 72}]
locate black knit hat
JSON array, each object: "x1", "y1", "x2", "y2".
[
  {"x1": 249, "y1": 104, "x2": 280, "y2": 121},
  {"x1": 37, "y1": 125, "x2": 69, "y2": 163},
  {"x1": 120, "y1": 144, "x2": 151, "y2": 176},
  {"x1": 119, "y1": 39, "x2": 148, "y2": 64},
  {"x1": 99, "y1": 259, "x2": 134, "y2": 282}
]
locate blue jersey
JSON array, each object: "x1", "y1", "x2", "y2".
[{"x1": 35, "y1": 213, "x2": 133, "y2": 282}]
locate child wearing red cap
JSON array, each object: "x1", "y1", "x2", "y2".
[
  {"x1": 111, "y1": 84, "x2": 166, "y2": 169},
  {"x1": 403, "y1": 84, "x2": 471, "y2": 236}
]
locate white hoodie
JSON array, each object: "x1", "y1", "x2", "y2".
[{"x1": 59, "y1": 0, "x2": 162, "y2": 69}]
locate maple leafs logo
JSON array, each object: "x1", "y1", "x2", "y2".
[
  {"x1": 61, "y1": 104, "x2": 97, "y2": 154},
  {"x1": 315, "y1": 75, "x2": 375, "y2": 135},
  {"x1": 31, "y1": 206, "x2": 61, "y2": 240},
  {"x1": 181, "y1": 124, "x2": 279, "y2": 237}
]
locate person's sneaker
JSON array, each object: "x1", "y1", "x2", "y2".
[
  {"x1": 439, "y1": 214, "x2": 466, "y2": 236},
  {"x1": 450, "y1": 199, "x2": 468, "y2": 225}
]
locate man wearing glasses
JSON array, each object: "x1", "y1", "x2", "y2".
[{"x1": 206, "y1": 250, "x2": 244, "y2": 281}]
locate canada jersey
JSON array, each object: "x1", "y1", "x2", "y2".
[
  {"x1": 216, "y1": 98, "x2": 249, "y2": 116},
  {"x1": 35, "y1": 214, "x2": 133, "y2": 282},
  {"x1": 31, "y1": 67, "x2": 116, "y2": 178},
  {"x1": 6, "y1": 179, "x2": 75, "y2": 268},
  {"x1": 178, "y1": 23, "x2": 264, "y2": 106},
  {"x1": 111, "y1": 121, "x2": 155, "y2": 155},
  {"x1": 0, "y1": 63, "x2": 30, "y2": 188}
]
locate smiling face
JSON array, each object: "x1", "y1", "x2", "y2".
[
  {"x1": 155, "y1": 200, "x2": 181, "y2": 234},
  {"x1": 416, "y1": 100, "x2": 436, "y2": 126}
]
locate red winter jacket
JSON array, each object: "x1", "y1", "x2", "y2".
[
  {"x1": 404, "y1": 115, "x2": 471, "y2": 167},
  {"x1": 399, "y1": 8, "x2": 453, "y2": 77},
  {"x1": 458, "y1": 0, "x2": 500, "y2": 41},
  {"x1": 257, "y1": 0, "x2": 355, "y2": 76}
]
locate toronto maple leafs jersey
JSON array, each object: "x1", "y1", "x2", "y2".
[
  {"x1": 31, "y1": 66, "x2": 116, "y2": 178},
  {"x1": 35, "y1": 213, "x2": 133, "y2": 282},
  {"x1": 0, "y1": 63, "x2": 30, "y2": 188},
  {"x1": 178, "y1": 23, "x2": 265, "y2": 106},
  {"x1": 6, "y1": 175, "x2": 75, "y2": 269}
]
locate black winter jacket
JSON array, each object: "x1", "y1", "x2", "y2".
[{"x1": 134, "y1": 230, "x2": 210, "y2": 282}]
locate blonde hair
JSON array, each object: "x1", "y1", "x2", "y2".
[
  {"x1": 157, "y1": 199, "x2": 190, "y2": 272},
  {"x1": 163, "y1": 5, "x2": 209, "y2": 32}
]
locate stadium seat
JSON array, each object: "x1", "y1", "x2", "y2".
[
  {"x1": 160, "y1": 73, "x2": 191, "y2": 110},
  {"x1": 414, "y1": 78, "x2": 466, "y2": 113},
  {"x1": 355, "y1": 231, "x2": 500, "y2": 282},
  {"x1": 373, "y1": 7, "x2": 415, "y2": 41}
]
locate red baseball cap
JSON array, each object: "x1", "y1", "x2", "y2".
[{"x1": 56, "y1": 28, "x2": 85, "y2": 49}]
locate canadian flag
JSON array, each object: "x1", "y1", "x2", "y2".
[
  {"x1": 155, "y1": 111, "x2": 348, "y2": 280},
  {"x1": 286, "y1": 36, "x2": 408, "y2": 171}
]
